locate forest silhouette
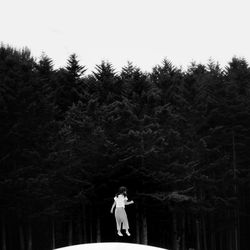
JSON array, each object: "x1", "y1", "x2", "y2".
[{"x1": 1, "y1": 44, "x2": 250, "y2": 250}]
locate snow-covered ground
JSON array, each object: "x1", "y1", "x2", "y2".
[{"x1": 55, "y1": 242, "x2": 167, "y2": 250}]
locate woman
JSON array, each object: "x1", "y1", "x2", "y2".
[{"x1": 110, "y1": 186, "x2": 134, "y2": 236}]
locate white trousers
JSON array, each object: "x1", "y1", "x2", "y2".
[{"x1": 115, "y1": 207, "x2": 129, "y2": 230}]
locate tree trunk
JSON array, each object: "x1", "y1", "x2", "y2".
[
  {"x1": 89, "y1": 206, "x2": 93, "y2": 243},
  {"x1": 181, "y1": 214, "x2": 186, "y2": 250},
  {"x1": 195, "y1": 217, "x2": 201, "y2": 250},
  {"x1": 19, "y1": 223, "x2": 25, "y2": 250},
  {"x1": 1, "y1": 214, "x2": 7, "y2": 250},
  {"x1": 202, "y1": 214, "x2": 207, "y2": 250},
  {"x1": 141, "y1": 207, "x2": 148, "y2": 245},
  {"x1": 68, "y1": 216, "x2": 73, "y2": 246},
  {"x1": 82, "y1": 203, "x2": 88, "y2": 243},
  {"x1": 210, "y1": 213, "x2": 216, "y2": 250},
  {"x1": 232, "y1": 130, "x2": 240, "y2": 250},
  {"x1": 78, "y1": 216, "x2": 83, "y2": 244},
  {"x1": 96, "y1": 210, "x2": 101, "y2": 243},
  {"x1": 136, "y1": 206, "x2": 141, "y2": 243},
  {"x1": 172, "y1": 212, "x2": 178, "y2": 250},
  {"x1": 234, "y1": 209, "x2": 240, "y2": 250},
  {"x1": 228, "y1": 229, "x2": 233, "y2": 250},
  {"x1": 52, "y1": 218, "x2": 56, "y2": 249},
  {"x1": 219, "y1": 231, "x2": 223, "y2": 250},
  {"x1": 28, "y1": 220, "x2": 32, "y2": 250}
]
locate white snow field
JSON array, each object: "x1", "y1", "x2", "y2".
[{"x1": 55, "y1": 242, "x2": 167, "y2": 250}]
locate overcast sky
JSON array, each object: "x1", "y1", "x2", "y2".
[{"x1": 1, "y1": 0, "x2": 249, "y2": 73}]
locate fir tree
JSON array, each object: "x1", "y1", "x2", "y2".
[{"x1": 55, "y1": 54, "x2": 87, "y2": 114}]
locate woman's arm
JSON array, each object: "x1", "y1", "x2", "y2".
[
  {"x1": 125, "y1": 200, "x2": 134, "y2": 206},
  {"x1": 110, "y1": 201, "x2": 116, "y2": 213}
]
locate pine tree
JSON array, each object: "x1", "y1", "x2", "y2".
[
  {"x1": 55, "y1": 54, "x2": 87, "y2": 114},
  {"x1": 91, "y1": 61, "x2": 123, "y2": 104},
  {"x1": 151, "y1": 59, "x2": 183, "y2": 107}
]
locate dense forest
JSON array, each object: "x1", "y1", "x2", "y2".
[{"x1": 0, "y1": 44, "x2": 250, "y2": 250}]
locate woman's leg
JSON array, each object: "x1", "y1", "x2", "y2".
[
  {"x1": 115, "y1": 208, "x2": 123, "y2": 236},
  {"x1": 116, "y1": 219, "x2": 122, "y2": 231},
  {"x1": 121, "y1": 209, "x2": 130, "y2": 235}
]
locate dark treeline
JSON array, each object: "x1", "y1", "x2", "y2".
[{"x1": 1, "y1": 44, "x2": 250, "y2": 250}]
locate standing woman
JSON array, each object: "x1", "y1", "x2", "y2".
[{"x1": 110, "y1": 186, "x2": 134, "y2": 236}]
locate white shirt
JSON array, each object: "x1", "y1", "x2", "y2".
[{"x1": 114, "y1": 194, "x2": 128, "y2": 208}]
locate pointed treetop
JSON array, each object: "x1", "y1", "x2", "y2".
[
  {"x1": 93, "y1": 61, "x2": 117, "y2": 81},
  {"x1": 66, "y1": 53, "x2": 86, "y2": 79},
  {"x1": 37, "y1": 52, "x2": 54, "y2": 73},
  {"x1": 121, "y1": 61, "x2": 142, "y2": 80}
]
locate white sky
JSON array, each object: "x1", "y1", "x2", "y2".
[{"x1": 1, "y1": 0, "x2": 250, "y2": 73}]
